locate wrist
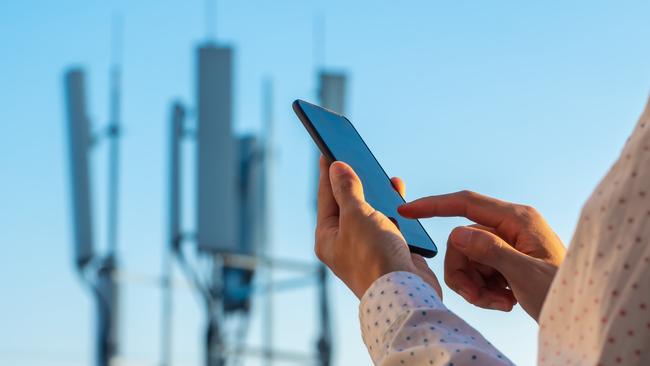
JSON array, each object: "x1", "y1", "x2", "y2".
[{"x1": 352, "y1": 258, "x2": 416, "y2": 299}]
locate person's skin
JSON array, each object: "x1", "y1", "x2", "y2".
[
  {"x1": 315, "y1": 157, "x2": 566, "y2": 321},
  {"x1": 399, "y1": 191, "x2": 566, "y2": 321},
  {"x1": 315, "y1": 157, "x2": 442, "y2": 299}
]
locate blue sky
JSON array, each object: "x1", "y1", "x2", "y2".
[{"x1": 1, "y1": 1, "x2": 650, "y2": 365}]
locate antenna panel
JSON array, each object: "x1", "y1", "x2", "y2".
[
  {"x1": 168, "y1": 102, "x2": 184, "y2": 250},
  {"x1": 318, "y1": 72, "x2": 346, "y2": 114},
  {"x1": 314, "y1": 72, "x2": 347, "y2": 209},
  {"x1": 196, "y1": 45, "x2": 238, "y2": 253},
  {"x1": 237, "y1": 136, "x2": 265, "y2": 256},
  {"x1": 63, "y1": 69, "x2": 94, "y2": 267}
]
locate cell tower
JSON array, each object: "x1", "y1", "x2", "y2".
[
  {"x1": 311, "y1": 71, "x2": 347, "y2": 366},
  {"x1": 164, "y1": 5, "x2": 333, "y2": 364},
  {"x1": 62, "y1": 17, "x2": 123, "y2": 366},
  {"x1": 310, "y1": 13, "x2": 348, "y2": 365}
]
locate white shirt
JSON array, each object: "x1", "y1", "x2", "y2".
[{"x1": 359, "y1": 97, "x2": 650, "y2": 366}]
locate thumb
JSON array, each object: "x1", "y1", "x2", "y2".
[
  {"x1": 329, "y1": 161, "x2": 366, "y2": 213},
  {"x1": 449, "y1": 226, "x2": 527, "y2": 277}
]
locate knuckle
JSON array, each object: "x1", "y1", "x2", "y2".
[
  {"x1": 314, "y1": 227, "x2": 329, "y2": 247},
  {"x1": 457, "y1": 190, "x2": 476, "y2": 199},
  {"x1": 473, "y1": 233, "x2": 498, "y2": 260},
  {"x1": 515, "y1": 204, "x2": 541, "y2": 221},
  {"x1": 443, "y1": 272, "x2": 455, "y2": 288},
  {"x1": 443, "y1": 273, "x2": 464, "y2": 295},
  {"x1": 450, "y1": 226, "x2": 467, "y2": 238},
  {"x1": 336, "y1": 178, "x2": 355, "y2": 193},
  {"x1": 474, "y1": 243, "x2": 492, "y2": 259},
  {"x1": 314, "y1": 242, "x2": 326, "y2": 261},
  {"x1": 314, "y1": 229, "x2": 324, "y2": 244},
  {"x1": 346, "y1": 200, "x2": 373, "y2": 218}
]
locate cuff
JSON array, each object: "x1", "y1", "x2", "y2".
[{"x1": 358, "y1": 271, "x2": 445, "y2": 361}]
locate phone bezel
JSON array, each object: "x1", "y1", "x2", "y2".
[{"x1": 292, "y1": 99, "x2": 438, "y2": 258}]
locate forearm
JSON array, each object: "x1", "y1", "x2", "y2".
[{"x1": 360, "y1": 272, "x2": 514, "y2": 366}]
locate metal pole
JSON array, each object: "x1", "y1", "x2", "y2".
[
  {"x1": 206, "y1": 255, "x2": 226, "y2": 366},
  {"x1": 317, "y1": 265, "x2": 332, "y2": 366},
  {"x1": 261, "y1": 78, "x2": 274, "y2": 366},
  {"x1": 160, "y1": 248, "x2": 173, "y2": 366},
  {"x1": 96, "y1": 256, "x2": 118, "y2": 366},
  {"x1": 206, "y1": 313, "x2": 225, "y2": 366},
  {"x1": 199, "y1": 285, "x2": 224, "y2": 366},
  {"x1": 101, "y1": 15, "x2": 123, "y2": 365},
  {"x1": 161, "y1": 102, "x2": 185, "y2": 366},
  {"x1": 104, "y1": 66, "x2": 121, "y2": 366},
  {"x1": 205, "y1": 0, "x2": 216, "y2": 41},
  {"x1": 106, "y1": 17, "x2": 122, "y2": 258}
]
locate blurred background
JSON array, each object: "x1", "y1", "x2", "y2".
[{"x1": 2, "y1": 1, "x2": 650, "y2": 365}]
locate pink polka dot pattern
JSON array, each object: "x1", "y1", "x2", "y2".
[
  {"x1": 359, "y1": 272, "x2": 514, "y2": 365},
  {"x1": 538, "y1": 97, "x2": 650, "y2": 366},
  {"x1": 357, "y1": 97, "x2": 650, "y2": 366}
]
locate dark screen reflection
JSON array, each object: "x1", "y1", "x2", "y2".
[{"x1": 298, "y1": 101, "x2": 437, "y2": 257}]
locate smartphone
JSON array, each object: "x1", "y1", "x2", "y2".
[{"x1": 293, "y1": 99, "x2": 437, "y2": 258}]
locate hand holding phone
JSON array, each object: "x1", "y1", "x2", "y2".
[
  {"x1": 293, "y1": 99, "x2": 438, "y2": 257},
  {"x1": 314, "y1": 156, "x2": 442, "y2": 299}
]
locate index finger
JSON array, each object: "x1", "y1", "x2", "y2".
[{"x1": 397, "y1": 190, "x2": 517, "y2": 229}]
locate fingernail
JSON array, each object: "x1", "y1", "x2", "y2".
[
  {"x1": 453, "y1": 228, "x2": 473, "y2": 249},
  {"x1": 330, "y1": 161, "x2": 347, "y2": 177},
  {"x1": 489, "y1": 301, "x2": 509, "y2": 311}
]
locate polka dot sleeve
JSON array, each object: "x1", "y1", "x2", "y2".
[
  {"x1": 359, "y1": 271, "x2": 514, "y2": 366},
  {"x1": 536, "y1": 96, "x2": 650, "y2": 365}
]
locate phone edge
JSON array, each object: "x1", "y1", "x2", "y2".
[{"x1": 292, "y1": 99, "x2": 438, "y2": 258}]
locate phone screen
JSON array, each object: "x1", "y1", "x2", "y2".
[{"x1": 294, "y1": 99, "x2": 437, "y2": 258}]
